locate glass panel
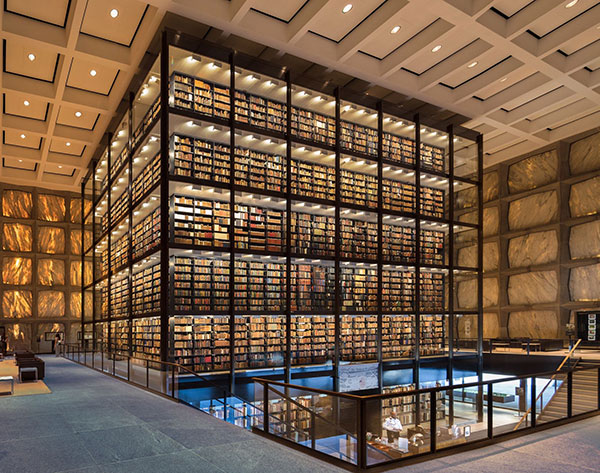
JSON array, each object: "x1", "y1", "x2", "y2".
[
  {"x1": 454, "y1": 136, "x2": 478, "y2": 181},
  {"x1": 491, "y1": 378, "x2": 531, "y2": 435},
  {"x1": 133, "y1": 55, "x2": 160, "y2": 150},
  {"x1": 420, "y1": 268, "x2": 447, "y2": 314},
  {"x1": 290, "y1": 314, "x2": 334, "y2": 367},
  {"x1": 420, "y1": 126, "x2": 449, "y2": 174},
  {"x1": 291, "y1": 85, "x2": 335, "y2": 148},
  {"x1": 340, "y1": 314, "x2": 378, "y2": 362},
  {"x1": 94, "y1": 148, "x2": 109, "y2": 200},
  {"x1": 536, "y1": 373, "x2": 567, "y2": 424},
  {"x1": 572, "y1": 368, "x2": 598, "y2": 416},
  {"x1": 441, "y1": 385, "x2": 485, "y2": 448},
  {"x1": 382, "y1": 113, "x2": 416, "y2": 169},
  {"x1": 340, "y1": 101, "x2": 378, "y2": 159},
  {"x1": 420, "y1": 313, "x2": 447, "y2": 357},
  {"x1": 382, "y1": 315, "x2": 414, "y2": 360}
]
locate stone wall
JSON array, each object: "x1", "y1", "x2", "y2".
[
  {"x1": 472, "y1": 128, "x2": 600, "y2": 340},
  {"x1": 0, "y1": 184, "x2": 91, "y2": 352}
]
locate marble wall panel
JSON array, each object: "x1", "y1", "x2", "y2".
[
  {"x1": 68, "y1": 323, "x2": 81, "y2": 344},
  {"x1": 457, "y1": 277, "x2": 498, "y2": 309},
  {"x1": 37, "y1": 323, "x2": 65, "y2": 340},
  {"x1": 569, "y1": 220, "x2": 600, "y2": 260},
  {"x1": 508, "y1": 310, "x2": 559, "y2": 338},
  {"x1": 2, "y1": 190, "x2": 32, "y2": 218},
  {"x1": 508, "y1": 150, "x2": 558, "y2": 194},
  {"x1": 2, "y1": 223, "x2": 32, "y2": 252},
  {"x1": 569, "y1": 131, "x2": 600, "y2": 175},
  {"x1": 484, "y1": 207, "x2": 499, "y2": 237},
  {"x1": 508, "y1": 230, "x2": 558, "y2": 268},
  {"x1": 569, "y1": 263, "x2": 600, "y2": 301},
  {"x1": 569, "y1": 176, "x2": 600, "y2": 218},
  {"x1": 38, "y1": 290, "x2": 65, "y2": 317},
  {"x1": 6, "y1": 323, "x2": 32, "y2": 351},
  {"x1": 70, "y1": 229, "x2": 92, "y2": 255},
  {"x1": 2, "y1": 290, "x2": 32, "y2": 317},
  {"x1": 508, "y1": 270, "x2": 558, "y2": 305},
  {"x1": 458, "y1": 211, "x2": 477, "y2": 225},
  {"x1": 69, "y1": 198, "x2": 92, "y2": 224},
  {"x1": 2, "y1": 257, "x2": 32, "y2": 285},
  {"x1": 456, "y1": 186, "x2": 477, "y2": 210},
  {"x1": 38, "y1": 194, "x2": 66, "y2": 222},
  {"x1": 457, "y1": 313, "x2": 501, "y2": 339},
  {"x1": 69, "y1": 261, "x2": 93, "y2": 287},
  {"x1": 38, "y1": 226, "x2": 65, "y2": 254},
  {"x1": 508, "y1": 190, "x2": 558, "y2": 231},
  {"x1": 38, "y1": 259, "x2": 65, "y2": 286},
  {"x1": 457, "y1": 242, "x2": 498, "y2": 272},
  {"x1": 483, "y1": 171, "x2": 499, "y2": 203}
]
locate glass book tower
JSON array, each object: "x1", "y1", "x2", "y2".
[{"x1": 81, "y1": 30, "x2": 483, "y2": 391}]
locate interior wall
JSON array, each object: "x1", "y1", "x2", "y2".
[
  {"x1": 0, "y1": 183, "x2": 91, "y2": 353},
  {"x1": 460, "y1": 127, "x2": 600, "y2": 340}
]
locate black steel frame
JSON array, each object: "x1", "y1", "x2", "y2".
[{"x1": 80, "y1": 28, "x2": 484, "y2": 389}]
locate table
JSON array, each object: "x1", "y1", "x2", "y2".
[
  {"x1": 19, "y1": 366, "x2": 38, "y2": 382},
  {"x1": 0, "y1": 376, "x2": 14, "y2": 395}
]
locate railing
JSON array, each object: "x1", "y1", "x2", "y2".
[
  {"x1": 62, "y1": 343, "x2": 299, "y2": 435},
  {"x1": 254, "y1": 360, "x2": 600, "y2": 470}
]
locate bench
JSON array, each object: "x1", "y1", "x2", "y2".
[
  {"x1": 19, "y1": 366, "x2": 38, "y2": 382},
  {"x1": 0, "y1": 376, "x2": 14, "y2": 395}
]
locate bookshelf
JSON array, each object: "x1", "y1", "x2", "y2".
[
  {"x1": 381, "y1": 383, "x2": 445, "y2": 426},
  {"x1": 82, "y1": 36, "x2": 482, "y2": 383}
]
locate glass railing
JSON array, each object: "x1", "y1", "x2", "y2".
[{"x1": 253, "y1": 361, "x2": 600, "y2": 469}]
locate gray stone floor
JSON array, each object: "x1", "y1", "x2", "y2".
[{"x1": 0, "y1": 356, "x2": 598, "y2": 473}]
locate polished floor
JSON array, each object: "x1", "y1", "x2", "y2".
[{"x1": 0, "y1": 356, "x2": 599, "y2": 473}]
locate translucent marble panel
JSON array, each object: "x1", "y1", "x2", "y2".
[
  {"x1": 70, "y1": 292, "x2": 92, "y2": 319},
  {"x1": 38, "y1": 259, "x2": 65, "y2": 286},
  {"x1": 458, "y1": 210, "x2": 477, "y2": 225},
  {"x1": 457, "y1": 242, "x2": 498, "y2": 272},
  {"x1": 569, "y1": 220, "x2": 600, "y2": 260},
  {"x1": 570, "y1": 131, "x2": 600, "y2": 175},
  {"x1": 70, "y1": 261, "x2": 93, "y2": 287},
  {"x1": 569, "y1": 263, "x2": 600, "y2": 301},
  {"x1": 508, "y1": 150, "x2": 558, "y2": 194},
  {"x1": 483, "y1": 171, "x2": 498, "y2": 203},
  {"x1": 508, "y1": 230, "x2": 558, "y2": 268},
  {"x1": 38, "y1": 194, "x2": 66, "y2": 222},
  {"x1": 508, "y1": 271, "x2": 558, "y2": 305},
  {"x1": 70, "y1": 198, "x2": 92, "y2": 224},
  {"x1": 38, "y1": 226, "x2": 65, "y2": 254},
  {"x1": 484, "y1": 207, "x2": 499, "y2": 237},
  {"x1": 2, "y1": 257, "x2": 32, "y2": 285},
  {"x1": 37, "y1": 323, "x2": 65, "y2": 341},
  {"x1": 508, "y1": 191, "x2": 558, "y2": 231},
  {"x1": 38, "y1": 290, "x2": 65, "y2": 317},
  {"x1": 2, "y1": 223, "x2": 33, "y2": 252},
  {"x1": 2, "y1": 290, "x2": 32, "y2": 317},
  {"x1": 68, "y1": 323, "x2": 81, "y2": 343},
  {"x1": 457, "y1": 313, "x2": 500, "y2": 339},
  {"x1": 456, "y1": 186, "x2": 477, "y2": 210},
  {"x1": 508, "y1": 310, "x2": 559, "y2": 338},
  {"x1": 457, "y1": 277, "x2": 498, "y2": 309},
  {"x1": 2, "y1": 190, "x2": 33, "y2": 218},
  {"x1": 569, "y1": 176, "x2": 600, "y2": 218},
  {"x1": 6, "y1": 323, "x2": 32, "y2": 351},
  {"x1": 70, "y1": 230, "x2": 92, "y2": 255}
]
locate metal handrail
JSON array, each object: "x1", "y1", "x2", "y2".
[{"x1": 513, "y1": 339, "x2": 582, "y2": 430}]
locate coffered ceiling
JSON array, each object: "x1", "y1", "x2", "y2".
[
  {"x1": 149, "y1": 0, "x2": 600, "y2": 167},
  {"x1": 0, "y1": 0, "x2": 164, "y2": 191},
  {"x1": 2, "y1": 0, "x2": 599, "y2": 192}
]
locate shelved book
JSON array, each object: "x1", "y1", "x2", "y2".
[
  {"x1": 290, "y1": 212, "x2": 335, "y2": 257},
  {"x1": 290, "y1": 264, "x2": 335, "y2": 313},
  {"x1": 110, "y1": 233, "x2": 128, "y2": 271},
  {"x1": 381, "y1": 383, "x2": 445, "y2": 426},
  {"x1": 382, "y1": 315, "x2": 414, "y2": 358},
  {"x1": 133, "y1": 317, "x2": 160, "y2": 361},
  {"x1": 340, "y1": 120, "x2": 378, "y2": 157},
  {"x1": 420, "y1": 315, "x2": 445, "y2": 355},
  {"x1": 291, "y1": 315, "x2": 335, "y2": 365},
  {"x1": 109, "y1": 278, "x2": 128, "y2": 319},
  {"x1": 341, "y1": 169, "x2": 377, "y2": 209},
  {"x1": 110, "y1": 319, "x2": 129, "y2": 353},
  {"x1": 234, "y1": 261, "x2": 286, "y2": 313},
  {"x1": 235, "y1": 315, "x2": 285, "y2": 369},
  {"x1": 132, "y1": 208, "x2": 160, "y2": 260},
  {"x1": 132, "y1": 263, "x2": 160, "y2": 316},
  {"x1": 171, "y1": 195, "x2": 230, "y2": 248},
  {"x1": 132, "y1": 152, "x2": 160, "y2": 203},
  {"x1": 340, "y1": 314, "x2": 378, "y2": 361},
  {"x1": 340, "y1": 267, "x2": 378, "y2": 312},
  {"x1": 340, "y1": 218, "x2": 378, "y2": 260},
  {"x1": 172, "y1": 256, "x2": 230, "y2": 313},
  {"x1": 291, "y1": 159, "x2": 335, "y2": 201}
]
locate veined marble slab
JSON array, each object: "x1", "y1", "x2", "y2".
[
  {"x1": 457, "y1": 277, "x2": 498, "y2": 309},
  {"x1": 38, "y1": 290, "x2": 65, "y2": 317},
  {"x1": 2, "y1": 290, "x2": 32, "y2": 317},
  {"x1": 2, "y1": 257, "x2": 32, "y2": 285},
  {"x1": 508, "y1": 150, "x2": 558, "y2": 194},
  {"x1": 569, "y1": 263, "x2": 600, "y2": 301},
  {"x1": 457, "y1": 242, "x2": 498, "y2": 272},
  {"x1": 38, "y1": 194, "x2": 66, "y2": 222},
  {"x1": 484, "y1": 207, "x2": 499, "y2": 237},
  {"x1": 38, "y1": 226, "x2": 65, "y2": 254},
  {"x1": 569, "y1": 176, "x2": 600, "y2": 218},
  {"x1": 569, "y1": 220, "x2": 600, "y2": 260},
  {"x1": 483, "y1": 171, "x2": 499, "y2": 203},
  {"x1": 457, "y1": 313, "x2": 500, "y2": 339},
  {"x1": 2, "y1": 223, "x2": 32, "y2": 252},
  {"x1": 508, "y1": 270, "x2": 558, "y2": 305},
  {"x1": 5, "y1": 323, "x2": 32, "y2": 351},
  {"x1": 508, "y1": 310, "x2": 559, "y2": 338},
  {"x1": 508, "y1": 190, "x2": 558, "y2": 231},
  {"x1": 569, "y1": 131, "x2": 600, "y2": 175},
  {"x1": 508, "y1": 230, "x2": 558, "y2": 268},
  {"x1": 456, "y1": 186, "x2": 477, "y2": 210},
  {"x1": 38, "y1": 259, "x2": 66, "y2": 286},
  {"x1": 2, "y1": 190, "x2": 32, "y2": 218}
]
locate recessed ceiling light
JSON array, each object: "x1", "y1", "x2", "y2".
[
  {"x1": 468, "y1": 61, "x2": 478, "y2": 68},
  {"x1": 23, "y1": 100, "x2": 30, "y2": 106},
  {"x1": 90, "y1": 69, "x2": 97, "y2": 77},
  {"x1": 20, "y1": 134, "x2": 26, "y2": 139},
  {"x1": 110, "y1": 8, "x2": 119, "y2": 18},
  {"x1": 565, "y1": 0, "x2": 578, "y2": 7},
  {"x1": 500, "y1": 77, "x2": 508, "y2": 82},
  {"x1": 342, "y1": 4, "x2": 353, "y2": 13},
  {"x1": 58, "y1": 165, "x2": 63, "y2": 169},
  {"x1": 431, "y1": 45, "x2": 442, "y2": 53},
  {"x1": 28, "y1": 53, "x2": 35, "y2": 61},
  {"x1": 75, "y1": 111, "x2": 82, "y2": 117},
  {"x1": 66, "y1": 142, "x2": 71, "y2": 147},
  {"x1": 18, "y1": 159, "x2": 23, "y2": 163},
  {"x1": 391, "y1": 25, "x2": 401, "y2": 34}
]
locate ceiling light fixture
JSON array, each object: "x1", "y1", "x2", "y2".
[
  {"x1": 28, "y1": 53, "x2": 35, "y2": 61},
  {"x1": 391, "y1": 25, "x2": 401, "y2": 34},
  {"x1": 90, "y1": 69, "x2": 97, "y2": 77},
  {"x1": 342, "y1": 4, "x2": 353, "y2": 13},
  {"x1": 20, "y1": 134, "x2": 26, "y2": 139},
  {"x1": 23, "y1": 100, "x2": 30, "y2": 106},
  {"x1": 66, "y1": 142, "x2": 71, "y2": 147},
  {"x1": 75, "y1": 111, "x2": 82, "y2": 117},
  {"x1": 500, "y1": 77, "x2": 508, "y2": 82},
  {"x1": 467, "y1": 61, "x2": 478, "y2": 68},
  {"x1": 110, "y1": 8, "x2": 119, "y2": 18},
  {"x1": 565, "y1": 0, "x2": 578, "y2": 7},
  {"x1": 58, "y1": 165, "x2": 63, "y2": 169},
  {"x1": 431, "y1": 45, "x2": 442, "y2": 53}
]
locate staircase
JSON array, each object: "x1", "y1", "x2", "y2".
[{"x1": 537, "y1": 360, "x2": 599, "y2": 423}]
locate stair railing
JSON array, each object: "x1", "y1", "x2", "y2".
[{"x1": 513, "y1": 339, "x2": 582, "y2": 430}]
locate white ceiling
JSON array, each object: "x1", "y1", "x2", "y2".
[
  {"x1": 2, "y1": 0, "x2": 600, "y2": 192},
  {"x1": 0, "y1": 0, "x2": 164, "y2": 191}
]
